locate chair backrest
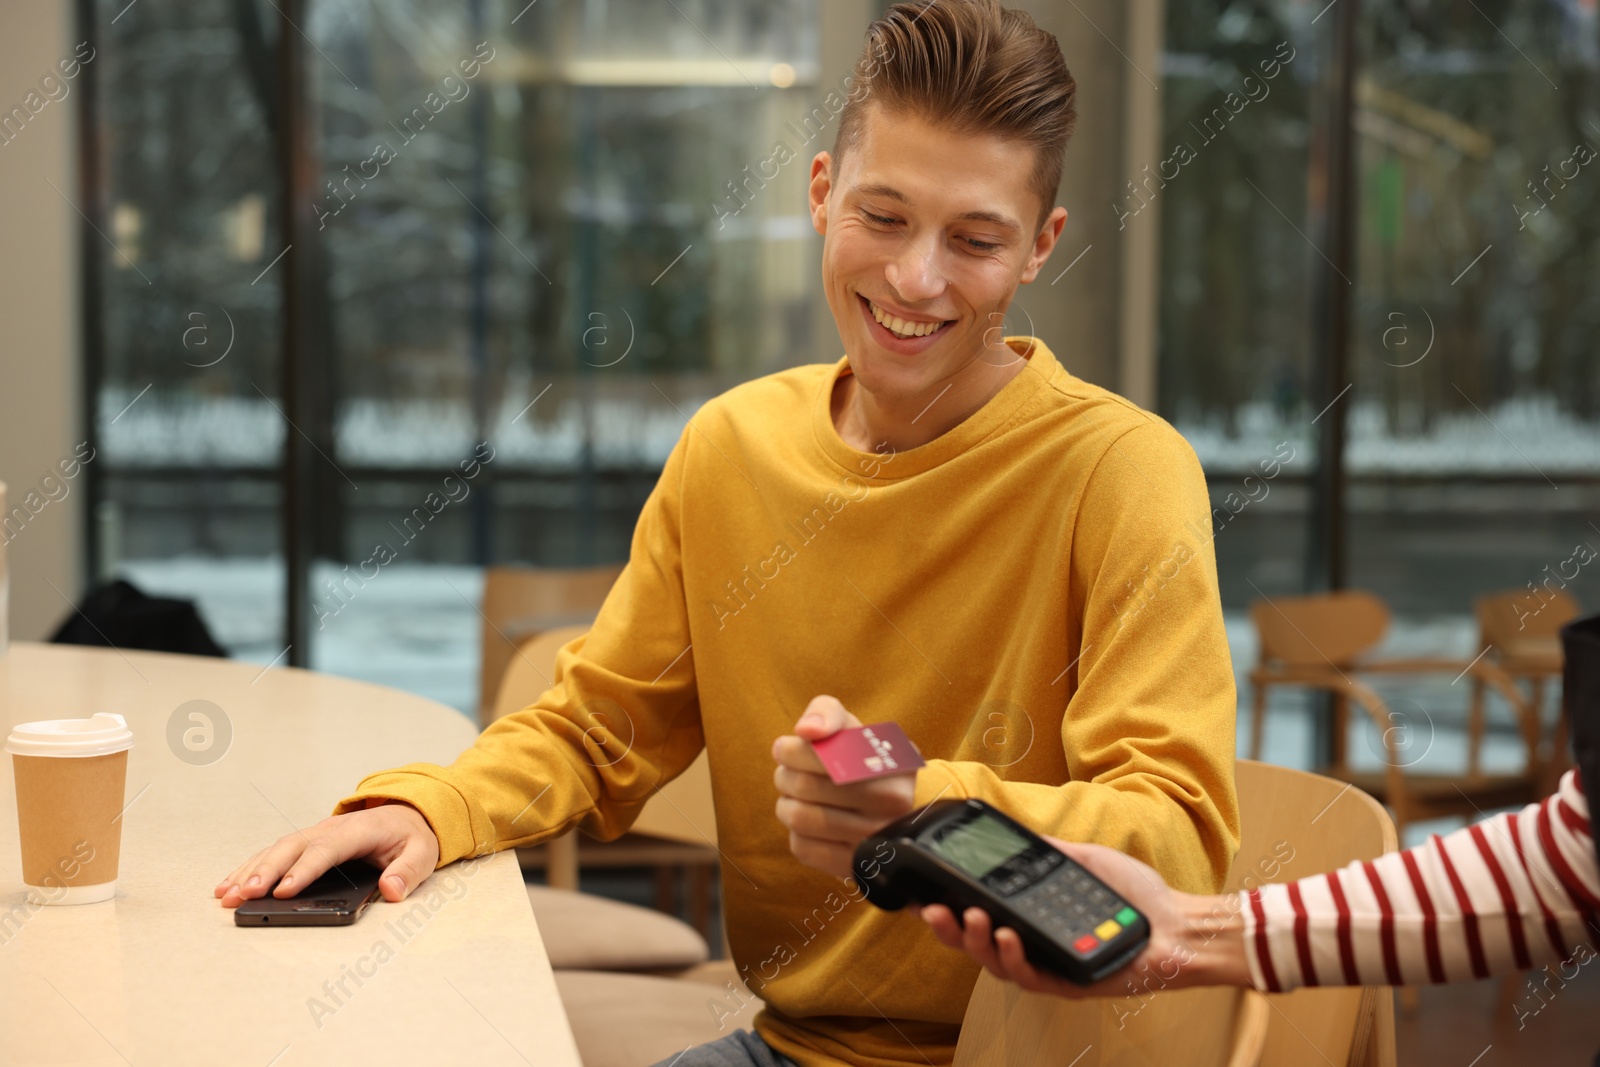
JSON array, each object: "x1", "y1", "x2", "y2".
[
  {"x1": 491, "y1": 625, "x2": 717, "y2": 850},
  {"x1": 1230, "y1": 760, "x2": 1396, "y2": 1067},
  {"x1": 493, "y1": 624, "x2": 590, "y2": 722},
  {"x1": 1251, "y1": 591, "x2": 1390, "y2": 668},
  {"x1": 953, "y1": 761, "x2": 1397, "y2": 1067},
  {"x1": 1476, "y1": 587, "x2": 1581, "y2": 648},
  {"x1": 954, "y1": 974, "x2": 1266, "y2": 1067},
  {"x1": 478, "y1": 564, "x2": 626, "y2": 729}
]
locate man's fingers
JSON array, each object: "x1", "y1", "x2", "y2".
[
  {"x1": 218, "y1": 805, "x2": 442, "y2": 909},
  {"x1": 378, "y1": 833, "x2": 438, "y2": 902},
  {"x1": 771, "y1": 734, "x2": 828, "y2": 775},
  {"x1": 772, "y1": 765, "x2": 912, "y2": 817},
  {"x1": 233, "y1": 833, "x2": 322, "y2": 900},
  {"x1": 774, "y1": 796, "x2": 885, "y2": 844},
  {"x1": 216, "y1": 847, "x2": 268, "y2": 897},
  {"x1": 273, "y1": 834, "x2": 360, "y2": 899},
  {"x1": 220, "y1": 841, "x2": 305, "y2": 907},
  {"x1": 786, "y1": 831, "x2": 852, "y2": 880},
  {"x1": 793, "y1": 695, "x2": 861, "y2": 740},
  {"x1": 773, "y1": 764, "x2": 837, "y2": 802}
]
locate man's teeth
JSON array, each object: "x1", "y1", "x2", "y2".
[{"x1": 869, "y1": 300, "x2": 945, "y2": 339}]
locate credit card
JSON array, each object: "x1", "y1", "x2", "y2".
[{"x1": 810, "y1": 722, "x2": 926, "y2": 784}]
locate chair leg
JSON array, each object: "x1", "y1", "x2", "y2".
[
  {"x1": 1330, "y1": 692, "x2": 1349, "y2": 774},
  {"x1": 1368, "y1": 987, "x2": 1398, "y2": 1067},
  {"x1": 1467, "y1": 677, "x2": 1485, "y2": 778},
  {"x1": 1250, "y1": 681, "x2": 1268, "y2": 761},
  {"x1": 687, "y1": 863, "x2": 713, "y2": 941},
  {"x1": 654, "y1": 864, "x2": 678, "y2": 916},
  {"x1": 1529, "y1": 677, "x2": 1547, "y2": 755},
  {"x1": 547, "y1": 834, "x2": 580, "y2": 891},
  {"x1": 1374, "y1": 801, "x2": 1420, "y2": 1020},
  {"x1": 1495, "y1": 972, "x2": 1521, "y2": 1020},
  {"x1": 1545, "y1": 681, "x2": 1571, "y2": 795}
]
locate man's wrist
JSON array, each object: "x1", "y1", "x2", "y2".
[{"x1": 1174, "y1": 892, "x2": 1252, "y2": 988}]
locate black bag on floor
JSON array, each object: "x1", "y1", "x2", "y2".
[{"x1": 49, "y1": 578, "x2": 227, "y2": 657}]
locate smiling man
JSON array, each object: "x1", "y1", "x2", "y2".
[{"x1": 214, "y1": 3, "x2": 1238, "y2": 1067}]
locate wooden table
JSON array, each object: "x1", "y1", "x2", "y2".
[{"x1": 0, "y1": 643, "x2": 581, "y2": 1067}]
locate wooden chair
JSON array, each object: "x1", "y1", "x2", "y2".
[
  {"x1": 1473, "y1": 589, "x2": 1578, "y2": 789},
  {"x1": 493, "y1": 624, "x2": 722, "y2": 938},
  {"x1": 1246, "y1": 590, "x2": 1541, "y2": 841},
  {"x1": 477, "y1": 564, "x2": 626, "y2": 730},
  {"x1": 954, "y1": 760, "x2": 1398, "y2": 1067}
]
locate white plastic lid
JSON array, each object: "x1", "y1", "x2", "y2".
[{"x1": 6, "y1": 713, "x2": 135, "y2": 758}]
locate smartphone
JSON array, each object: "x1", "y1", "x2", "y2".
[{"x1": 233, "y1": 860, "x2": 383, "y2": 927}]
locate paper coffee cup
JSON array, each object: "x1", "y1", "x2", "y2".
[{"x1": 7, "y1": 713, "x2": 134, "y2": 905}]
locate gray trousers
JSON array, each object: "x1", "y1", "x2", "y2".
[{"x1": 649, "y1": 1029, "x2": 801, "y2": 1067}]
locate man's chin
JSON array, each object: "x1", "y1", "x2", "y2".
[{"x1": 848, "y1": 343, "x2": 940, "y2": 398}]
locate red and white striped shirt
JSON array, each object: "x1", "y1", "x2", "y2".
[{"x1": 1241, "y1": 770, "x2": 1600, "y2": 992}]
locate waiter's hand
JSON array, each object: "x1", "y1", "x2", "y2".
[
  {"x1": 772, "y1": 695, "x2": 918, "y2": 880},
  {"x1": 919, "y1": 838, "x2": 1252, "y2": 997}
]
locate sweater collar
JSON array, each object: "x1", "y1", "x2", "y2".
[{"x1": 811, "y1": 336, "x2": 1059, "y2": 482}]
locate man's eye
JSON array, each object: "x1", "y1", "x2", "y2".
[
  {"x1": 863, "y1": 211, "x2": 898, "y2": 226},
  {"x1": 964, "y1": 238, "x2": 1001, "y2": 252}
]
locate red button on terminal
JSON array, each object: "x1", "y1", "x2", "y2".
[{"x1": 1073, "y1": 935, "x2": 1098, "y2": 954}]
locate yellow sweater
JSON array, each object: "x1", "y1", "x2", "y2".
[{"x1": 334, "y1": 336, "x2": 1239, "y2": 1067}]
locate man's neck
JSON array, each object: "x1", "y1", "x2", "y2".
[{"x1": 831, "y1": 350, "x2": 1029, "y2": 454}]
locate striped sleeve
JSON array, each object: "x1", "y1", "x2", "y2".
[{"x1": 1240, "y1": 770, "x2": 1600, "y2": 993}]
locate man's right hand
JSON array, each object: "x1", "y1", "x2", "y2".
[{"x1": 214, "y1": 801, "x2": 441, "y2": 907}]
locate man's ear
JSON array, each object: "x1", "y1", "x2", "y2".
[
  {"x1": 1019, "y1": 206, "x2": 1069, "y2": 284},
  {"x1": 808, "y1": 151, "x2": 834, "y2": 236}
]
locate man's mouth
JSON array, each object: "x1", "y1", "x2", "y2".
[{"x1": 861, "y1": 296, "x2": 952, "y2": 341}]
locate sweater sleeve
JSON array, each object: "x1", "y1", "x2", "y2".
[
  {"x1": 330, "y1": 424, "x2": 706, "y2": 867},
  {"x1": 1242, "y1": 770, "x2": 1600, "y2": 992},
  {"x1": 912, "y1": 419, "x2": 1241, "y2": 896}
]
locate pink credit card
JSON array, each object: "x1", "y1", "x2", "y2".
[{"x1": 810, "y1": 723, "x2": 926, "y2": 784}]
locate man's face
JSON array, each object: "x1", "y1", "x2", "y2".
[{"x1": 808, "y1": 104, "x2": 1067, "y2": 405}]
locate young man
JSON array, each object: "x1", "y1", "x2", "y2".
[{"x1": 216, "y1": 3, "x2": 1240, "y2": 1065}]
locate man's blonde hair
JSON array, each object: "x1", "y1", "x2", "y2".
[{"x1": 834, "y1": 0, "x2": 1079, "y2": 231}]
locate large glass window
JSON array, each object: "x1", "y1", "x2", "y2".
[
  {"x1": 85, "y1": 0, "x2": 848, "y2": 712},
  {"x1": 90, "y1": 0, "x2": 285, "y2": 665},
  {"x1": 1159, "y1": 3, "x2": 1317, "y2": 606},
  {"x1": 1346, "y1": 1, "x2": 1600, "y2": 616},
  {"x1": 1160, "y1": 1, "x2": 1600, "y2": 785}
]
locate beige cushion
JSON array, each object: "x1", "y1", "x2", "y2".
[
  {"x1": 673, "y1": 958, "x2": 742, "y2": 988},
  {"x1": 528, "y1": 885, "x2": 709, "y2": 971},
  {"x1": 555, "y1": 969, "x2": 754, "y2": 1067}
]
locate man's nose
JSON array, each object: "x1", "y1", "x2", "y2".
[{"x1": 884, "y1": 234, "x2": 949, "y2": 305}]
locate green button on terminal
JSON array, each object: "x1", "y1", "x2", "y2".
[{"x1": 1115, "y1": 906, "x2": 1137, "y2": 925}]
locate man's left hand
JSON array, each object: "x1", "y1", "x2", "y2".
[{"x1": 772, "y1": 696, "x2": 919, "y2": 880}]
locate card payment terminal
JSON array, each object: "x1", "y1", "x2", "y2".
[{"x1": 852, "y1": 798, "x2": 1150, "y2": 984}]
